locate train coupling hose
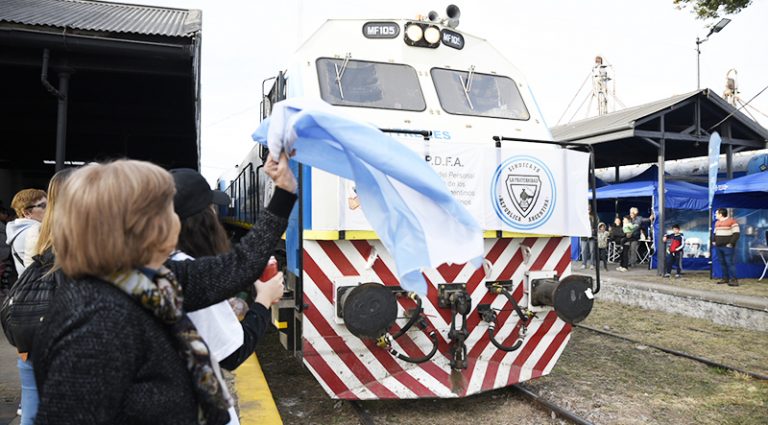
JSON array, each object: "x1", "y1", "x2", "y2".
[
  {"x1": 376, "y1": 329, "x2": 439, "y2": 364},
  {"x1": 478, "y1": 304, "x2": 528, "y2": 352}
]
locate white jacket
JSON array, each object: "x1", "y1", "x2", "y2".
[{"x1": 5, "y1": 218, "x2": 40, "y2": 275}]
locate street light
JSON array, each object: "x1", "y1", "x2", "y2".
[{"x1": 696, "y1": 18, "x2": 731, "y2": 90}]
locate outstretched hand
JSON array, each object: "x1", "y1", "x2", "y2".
[{"x1": 264, "y1": 151, "x2": 297, "y2": 193}]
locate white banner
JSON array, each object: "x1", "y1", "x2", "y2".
[
  {"x1": 338, "y1": 142, "x2": 590, "y2": 237},
  {"x1": 424, "y1": 143, "x2": 484, "y2": 220},
  {"x1": 486, "y1": 147, "x2": 590, "y2": 236}
]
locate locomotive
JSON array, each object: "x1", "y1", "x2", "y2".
[{"x1": 219, "y1": 5, "x2": 598, "y2": 399}]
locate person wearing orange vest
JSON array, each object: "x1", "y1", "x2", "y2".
[{"x1": 713, "y1": 208, "x2": 741, "y2": 286}]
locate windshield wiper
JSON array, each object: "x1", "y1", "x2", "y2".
[
  {"x1": 334, "y1": 53, "x2": 351, "y2": 99},
  {"x1": 459, "y1": 65, "x2": 475, "y2": 110}
]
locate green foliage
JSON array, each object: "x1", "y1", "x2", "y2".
[{"x1": 673, "y1": 0, "x2": 753, "y2": 19}]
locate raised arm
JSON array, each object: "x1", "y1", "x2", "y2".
[
  {"x1": 169, "y1": 188, "x2": 295, "y2": 311},
  {"x1": 170, "y1": 152, "x2": 296, "y2": 311}
]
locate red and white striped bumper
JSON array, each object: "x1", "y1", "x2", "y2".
[{"x1": 301, "y1": 237, "x2": 574, "y2": 399}]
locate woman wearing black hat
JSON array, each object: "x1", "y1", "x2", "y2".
[
  {"x1": 169, "y1": 168, "x2": 284, "y2": 425},
  {"x1": 170, "y1": 168, "x2": 284, "y2": 363}
]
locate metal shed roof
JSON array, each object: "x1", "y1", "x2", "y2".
[
  {"x1": 551, "y1": 89, "x2": 768, "y2": 168},
  {"x1": 551, "y1": 92, "x2": 695, "y2": 142},
  {"x1": 0, "y1": 0, "x2": 201, "y2": 37},
  {"x1": 0, "y1": 0, "x2": 202, "y2": 179}
]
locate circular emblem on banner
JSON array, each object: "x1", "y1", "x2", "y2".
[{"x1": 491, "y1": 156, "x2": 556, "y2": 230}]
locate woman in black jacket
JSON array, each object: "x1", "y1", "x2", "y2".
[
  {"x1": 609, "y1": 216, "x2": 625, "y2": 243},
  {"x1": 32, "y1": 156, "x2": 296, "y2": 425},
  {"x1": 5, "y1": 168, "x2": 72, "y2": 425},
  {"x1": 169, "y1": 168, "x2": 284, "y2": 372}
]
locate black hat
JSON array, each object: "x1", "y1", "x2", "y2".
[{"x1": 170, "y1": 168, "x2": 230, "y2": 219}]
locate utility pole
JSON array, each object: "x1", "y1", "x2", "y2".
[{"x1": 696, "y1": 18, "x2": 731, "y2": 90}]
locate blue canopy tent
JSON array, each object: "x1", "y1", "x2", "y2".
[
  {"x1": 577, "y1": 173, "x2": 710, "y2": 270},
  {"x1": 713, "y1": 171, "x2": 768, "y2": 209},
  {"x1": 712, "y1": 171, "x2": 768, "y2": 279},
  {"x1": 591, "y1": 179, "x2": 708, "y2": 211}
]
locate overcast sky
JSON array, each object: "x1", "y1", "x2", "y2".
[{"x1": 119, "y1": 0, "x2": 768, "y2": 183}]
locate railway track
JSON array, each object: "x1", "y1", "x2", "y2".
[
  {"x1": 347, "y1": 385, "x2": 596, "y2": 425},
  {"x1": 576, "y1": 324, "x2": 768, "y2": 381},
  {"x1": 346, "y1": 322, "x2": 765, "y2": 425},
  {"x1": 347, "y1": 400, "x2": 375, "y2": 425},
  {"x1": 512, "y1": 384, "x2": 594, "y2": 425}
]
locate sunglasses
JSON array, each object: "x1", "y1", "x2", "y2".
[{"x1": 27, "y1": 202, "x2": 47, "y2": 210}]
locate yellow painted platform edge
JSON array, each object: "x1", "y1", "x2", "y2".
[
  {"x1": 303, "y1": 230, "x2": 378, "y2": 240},
  {"x1": 234, "y1": 354, "x2": 283, "y2": 425},
  {"x1": 482, "y1": 231, "x2": 560, "y2": 238},
  {"x1": 222, "y1": 219, "x2": 254, "y2": 230}
]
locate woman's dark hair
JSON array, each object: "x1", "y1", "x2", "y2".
[{"x1": 177, "y1": 206, "x2": 231, "y2": 257}]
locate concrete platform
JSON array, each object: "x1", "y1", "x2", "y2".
[
  {"x1": 0, "y1": 332, "x2": 19, "y2": 425},
  {"x1": 579, "y1": 266, "x2": 768, "y2": 332}
]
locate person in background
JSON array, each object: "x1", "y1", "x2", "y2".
[
  {"x1": 713, "y1": 208, "x2": 740, "y2": 286},
  {"x1": 607, "y1": 216, "x2": 625, "y2": 267},
  {"x1": 580, "y1": 205, "x2": 597, "y2": 269},
  {"x1": 609, "y1": 216, "x2": 624, "y2": 244},
  {"x1": 596, "y1": 222, "x2": 609, "y2": 271},
  {"x1": 628, "y1": 207, "x2": 653, "y2": 267},
  {"x1": 33, "y1": 156, "x2": 296, "y2": 424},
  {"x1": 663, "y1": 224, "x2": 685, "y2": 279},
  {"x1": 169, "y1": 168, "x2": 284, "y2": 424},
  {"x1": 5, "y1": 189, "x2": 46, "y2": 423},
  {"x1": 616, "y1": 216, "x2": 637, "y2": 272},
  {"x1": 1, "y1": 208, "x2": 16, "y2": 291},
  {"x1": 0, "y1": 208, "x2": 10, "y2": 283},
  {"x1": 10, "y1": 170, "x2": 73, "y2": 425},
  {"x1": 6, "y1": 189, "x2": 46, "y2": 275},
  {"x1": 0, "y1": 206, "x2": 16, "y2": 417}
]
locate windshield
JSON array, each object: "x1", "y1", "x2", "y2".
[
  {"x1": 317, "y1": 58, "x2": 426, "y2": 111},
  {"x1": 431, "y1": 68, "x2": 530, "y2": 120}
]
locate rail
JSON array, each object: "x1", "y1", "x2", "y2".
[
  {"x1": 577, "y1": 324, "x2": 768, "y2": 380},
  {"x1": 346, "y1": 387, "x2": 594, "y2": 425},
  {"x1": 513, "y1": 384, "x2": 595, "y2": 425}
]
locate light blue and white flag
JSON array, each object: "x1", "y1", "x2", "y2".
[
  {"x1": 253, "y1": 98, "x2": 484, "y2": 295},
  {"x1": 708, "y1": 131, "x2": 721, "y2": 208}
]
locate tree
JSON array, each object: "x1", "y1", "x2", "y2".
[{"x1": 673, "y1": 0, "x2": 752, "y2": 19}]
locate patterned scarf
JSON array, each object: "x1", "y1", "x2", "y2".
[{"x1": 107, "y1": 266, "x2": 230, "y2": 424}]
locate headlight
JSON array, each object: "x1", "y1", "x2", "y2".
[
  {"x1": 424, "y1": 26, "x2": 441, "y2": 44},
  {"x1": 404, "y1": 22, "x2": 440, "y2": 49},
  {"x1": 405, "y1": 23, "x2": 423, "y2": 42}
]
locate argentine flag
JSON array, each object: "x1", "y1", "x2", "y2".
[{"x1": 252, "y1": 98, "x2": 484, "y2": 295}]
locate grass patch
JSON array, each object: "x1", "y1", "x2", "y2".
[
  {"x1": 584, "y1": 300, "x2": 768, "y2": 375},
  {"x1": 527, "y1": 301, "x2": 768, "y2": 424}
]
